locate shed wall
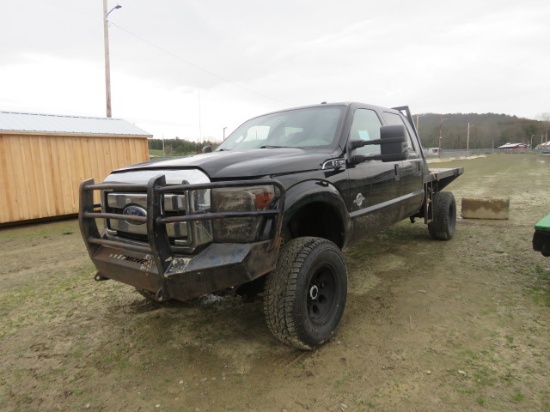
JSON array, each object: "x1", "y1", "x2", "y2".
[{"x1": 0, "y1": 133, "x2": 149, "y2": 224}]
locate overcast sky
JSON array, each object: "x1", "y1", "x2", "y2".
[{"x1": 1, "y1": 0, "x2": 549, "y2": 141}]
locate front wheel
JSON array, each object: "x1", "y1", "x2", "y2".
[
  {"x1": 263, "y1": 237, "x2": 347, "y2": 350},
  {"x1": 428, "y1": 191, "x2": 457, "y2": 240}
]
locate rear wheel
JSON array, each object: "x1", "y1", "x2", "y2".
[
  {"x1": 428, "y1": 191, "x2": 456, "y2": 240},
  {"x1": 263, "y1": 237, "x2": 347, "y2": 350}
]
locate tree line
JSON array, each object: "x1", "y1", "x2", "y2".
[
  {"x1": 414, "y1": 112, "x2": 550, "y2": 149},
  {"x1": 149, "y1": 112, "x2": 550, "y2": 155},
  {"x1": 148, "y1": 138, "x2": 216, "y2": 156}
]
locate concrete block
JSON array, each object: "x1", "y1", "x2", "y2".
[{"x1": 461, "y1": 197, "x2": 510, "y2": 220}]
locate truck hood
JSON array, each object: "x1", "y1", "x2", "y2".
[{"x1": 113, "y1": 148, "x2": 340, "y2": 180}]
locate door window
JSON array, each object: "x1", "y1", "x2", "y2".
[{"x1": 350, "y1": 109, "x2": 382, "y2": 156}]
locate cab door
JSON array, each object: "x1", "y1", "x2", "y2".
[
  {"x1": 344, "y1": 107, "x2": 402, "y2": 242},
  {"x1": 383, "y1": 111, "x2": 425, "y2": 215}
]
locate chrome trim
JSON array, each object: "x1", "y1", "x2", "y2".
[
  {"x1": 110, "y1": 219, "x2": 189, "y2": 239},
  {"x1": 107, "y1": 193, "x2": 186, "y2": 212},
  {"x1": 102, "y1": 169, "x2": 213, "y2": 250},
  {"x1": 322, "y1": 158, "x2": 346, "y2": 170}
]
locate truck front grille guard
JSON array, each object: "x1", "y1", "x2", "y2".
[{"x1": 79, "y1": 175, "x2": 286, "y2": 295}]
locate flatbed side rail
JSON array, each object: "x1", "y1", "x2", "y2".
[{"x1": 425, "y1": 167, "x2": 464, "y2": 191}]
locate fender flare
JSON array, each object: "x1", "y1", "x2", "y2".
[{"x1": 282, "y1": 180, "x2": 351, "y2": 247}]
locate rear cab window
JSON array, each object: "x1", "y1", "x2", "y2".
[{"x1": 383, "y1": 112, "x2": 419, "y2": 156}]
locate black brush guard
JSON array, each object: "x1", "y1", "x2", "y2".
[{"x1": 79, "y1": 175, "x2": 285, "y2": 301}]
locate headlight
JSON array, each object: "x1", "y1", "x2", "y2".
[
  {"x1": 188, "y1": 189, "x2": 211, "y2": 213},
  {"x1": 211, "y1": 185, "x2": 276, "y2": 243}
]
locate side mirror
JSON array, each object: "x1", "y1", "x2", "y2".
[
  {"x1": 379, "y1": 125, "x2": 408, "y2": 161},
  {"x1": 350, "y1": 125, "x2": 408, "y2": 164},
  {"x1": 202, "y1": 145, "x2": 213, "y2": 153}
]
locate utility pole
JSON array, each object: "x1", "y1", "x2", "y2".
[
  {"x1": 415, "y1": 114, "x2": 424, "y2": 132},
  {"x1": 438, "y1": 116, "x2": 447, "y2": 158},
  {"x1": 198, "y1": 91, "x2": 202, "y2": 142},
  {"x1": 103, "y1": 1, "x2": 121, "y2": 118},
  {"x1": 467, "y1": 122, "x2": 474, "y2": 152}
]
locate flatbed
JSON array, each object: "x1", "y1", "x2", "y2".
[{"x1": 425, "y1": 167, "x2": 465, "y2": 190}]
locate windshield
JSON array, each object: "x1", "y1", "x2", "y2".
[{"x1": 217, "y1": 106, "x2": 345, "y2": 151}]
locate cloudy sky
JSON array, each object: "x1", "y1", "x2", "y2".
[{"x1": 1, "y1": 0, "x2": 549, "y2": 141}]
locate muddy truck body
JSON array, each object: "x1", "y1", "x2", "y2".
[{"x1": 79, "y1": 102, "x2": 463, "y2": 349}]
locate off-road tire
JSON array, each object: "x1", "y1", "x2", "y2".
[
  {"x1": 428, "y1": 191, "x2": 456, "y2": 240},
  {"x1": 263, "y1": 237, "x2": 347, "y2": 350}
]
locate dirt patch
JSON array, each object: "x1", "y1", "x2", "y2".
[{"x1": 1, "y1": 153, "x2": 549, "y2": 411}]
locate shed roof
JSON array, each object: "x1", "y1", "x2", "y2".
[
  {"x1": 0, "y1": 111, "x2": 152, "y2": 137},
  {"x1": 498, "y1": 142, "x2": 528, "y2": 149}
]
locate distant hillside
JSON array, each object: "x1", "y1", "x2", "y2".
[
  {"x1": 413, "y1": 113, "x2": 549, "y2": 149},
  {"x1": 149, "y1": 114, "x2": 550, "y2": 154}
]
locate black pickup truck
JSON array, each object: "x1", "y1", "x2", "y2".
[{"x1": 79, "y1": 102, "x2": 463, "y2": 350}]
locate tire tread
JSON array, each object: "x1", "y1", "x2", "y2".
[
  {"x1": 264, "y1": 237, "x2": 346, "y2": 350},
  {"x1": 428, "y1": 191, "x2": 456, "y2": 240}
]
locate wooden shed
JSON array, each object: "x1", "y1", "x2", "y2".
[{"x1": 0, "y1": 111, "x2": 152, "y2": 225}]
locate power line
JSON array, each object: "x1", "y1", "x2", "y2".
[{"x1": 109, "y1": 22, "x2": 283, "y2": 104}]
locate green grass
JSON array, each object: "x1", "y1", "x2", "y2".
[
  {"x1": 149, "y1": 149, "x2": 164, "y2": 156},
  {"x1": 526, "y1": 266, "x2": 550, "y2": 307},
  {"x1": 473, "y1": 369, "x2": 498, "y2": 386},
  {"x1": 476, "y1": 397, "x2": 486, "y2": 406},
  {"x1": 149, "y1": 149, "x2": 198, "y2": 157},
  {"x1": 0, "y1": 222, "x2": 78, "y2": 241},
  {"x1": 512, "y1": 391, "x2": 526, "y2": 402},
  {"x1": 456, "y1": 386, "x2": 477, "y2": 395}
]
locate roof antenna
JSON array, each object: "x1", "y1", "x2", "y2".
[{"x1": 321, "y1": 101, "x2": 327, "y2": 104}]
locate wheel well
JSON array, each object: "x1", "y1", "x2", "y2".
[{"x1": 285, "y1": 202, "x2": 345, "y2": 248}]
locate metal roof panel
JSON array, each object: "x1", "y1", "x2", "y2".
[{"x1": 0, "y1": 111, "x2": 152, "y2": 137}]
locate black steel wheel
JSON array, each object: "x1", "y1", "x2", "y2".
[
  {"x1": 428, "y1": 191, "x2": 457, "y2": 240},
  {"x1": 307, "y1": 266, "x2": 338, "y2": 325},
  {"x1": 264, "y1": 237, "x2": 347, "y2": 350}
]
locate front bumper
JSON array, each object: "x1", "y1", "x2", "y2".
[{"x1": 79, "y1": 175, "x2": 284, "y2": 301}]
